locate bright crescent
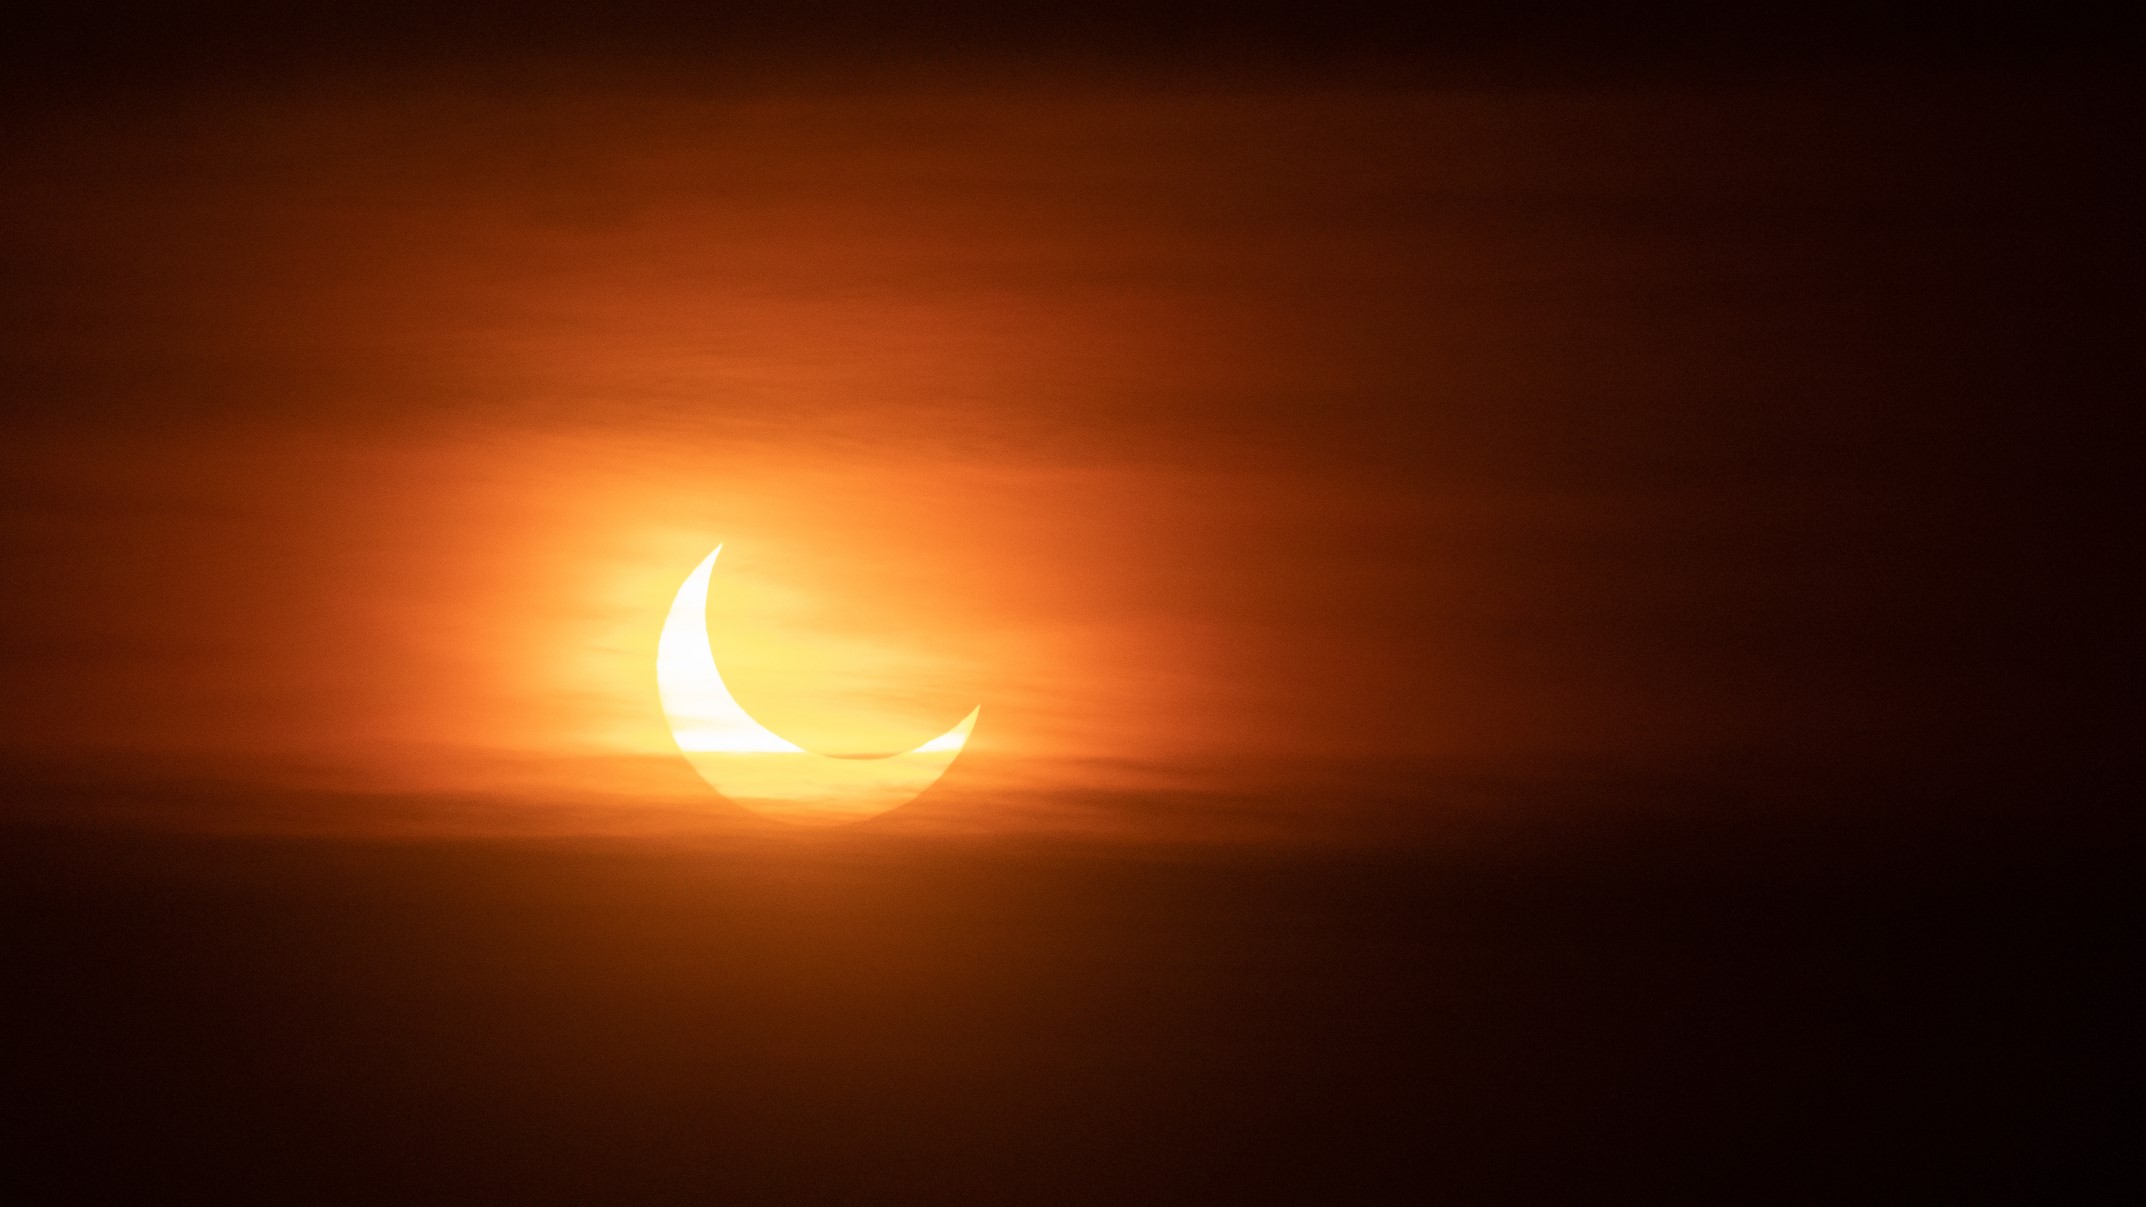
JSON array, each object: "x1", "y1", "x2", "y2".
[{"x1": 657, "y1": 545, "x2": 978, "y2": 824}]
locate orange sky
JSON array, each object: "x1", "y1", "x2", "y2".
[{"x1": 0, "y1": 71, "x2": 2114, "y2": 840}]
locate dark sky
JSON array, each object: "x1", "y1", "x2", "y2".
[{"x1": 3, "y1": 5, "x2": 2130, "y2": 1202}]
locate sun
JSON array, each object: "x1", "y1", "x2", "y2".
[{"x1": 656, "y1": 545, "x2": 978, "y2": 824}]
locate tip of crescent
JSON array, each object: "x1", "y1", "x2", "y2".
[{"x1": 915, "y1": 706, "x2": 980, "y2": 754}]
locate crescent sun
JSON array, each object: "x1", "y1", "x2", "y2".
[{"x1": 656, "y1": 545, "x2": 979, "y2": 824}]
